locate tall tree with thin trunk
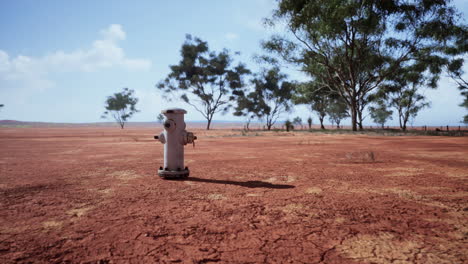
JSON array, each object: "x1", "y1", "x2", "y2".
[
  {"x1": 262, "y1": 0, "x2": 464, "y2": 131},
  {"x1": 102, "y1": 88, "x2": 139, "y2": 129},
  {"x1": 293, "y1": 116, "x2": 302, "y2": 129},
  {"x1": 390, "y1": 86, "x2": 429, "y2": 131},
  {"x1": 383, "y1": 67, "x2": 431, "y2": 131},
  {"x1": 157, "y1": 35, "x2": 250, "y2": 130},
  {"x1": 327, "y1": 96, "x2": 349, "y2": 129},
  {"x1": 293, "y1": 82, "x2": 330, "y2": 130},
  {"x1": 369, "y1": 98, "x2": 393, "y2": 129},
  {"x1": 234, "y1": 67, "x2": 294, "y2": 130}
]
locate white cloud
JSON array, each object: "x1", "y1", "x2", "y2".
[
  {"x1": 0, "y1": 24, "x2": 151, "y2": 90},
  {"x1": 225, "y1": 32, "x2": 239, "y2": 40},
  {"x1": 101, "y1": 24, "x2": 126, "y2": 41}
]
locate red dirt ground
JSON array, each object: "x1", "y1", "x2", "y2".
[{"x1": 0, "y1": 127, "x2": 467, "y2": 263}]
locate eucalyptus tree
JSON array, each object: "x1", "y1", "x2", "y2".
[
  {"x1": 369, "y1": 99, "x2": 393, "y2": 129},
  {"x1": 326, "y1": 97, "x2": 349, "y2": 129},
  {"x1": 446, "y1": 55, "x2": 468, "y2": 123},
  {"x1": 389, "y1": 87, "x2": 429, "y2": 131},
  {"x1": 444, "y1": 23, "x2": 467, "y2": 123},
  {"x1": 157, "y1": 35, "x2": 250, "y2": 130},
  {"x1": 102, "y1": 88, "x2": 139, "y2": 129},
  {"x1": 383, "y1": 67, "x2": 431, "y2": 131},
  {"x1": 262, "y1": 0, "x2": 464, "y2": 131},
  {"x1": 293, "y1": 82, "x2": 330, "y2": 129},
  {"x1": 234, "y1": 67, "x2": 294, "y2": 130},
  {"x1": 292, "y1": 116, "x2": 302, "y2": 129}
]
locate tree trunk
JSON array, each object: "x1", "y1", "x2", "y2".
[
  {"x1": 350, "y1": 99, "x2": 358, "y2": 131},
  {"x1": 120, "y1": 122, "x2": 125, "y2": 129},
  {"x1": 357, "y1": 110, "x2": 364, "y2": 130},
  {"x1": 401, "y1": 112, "x2": 409, "y2": 131},
  {"x1": 267, "y1": 124, "x2": 272, "y2": 130},
  {"x1": 398, "y1": 114, "x2": 403, "y2": 130},
  {"x1": 206, "y1": 118, "x2": 212, "y2": 130},
  {"x1": 319, "y1": 117, "x2": 325, "y2": 130}
]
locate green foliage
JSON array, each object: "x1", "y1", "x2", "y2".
[
  {"x1": 263, "y1": 0, "x2": 465, "y2": 131},
  {"x1": 157, "y1": 35, "x2": 250, "y2": 130},
  {"x1": 157, "y1": 113, "x2": 164, "y2": 123},
  {"x1": 234, "y1": 67, "x2": 294, "y2": 130},
  {"x1": 292, "y1": 116, "x2": 302, "y2": 127},
  {"x1": 381, "y1": 66, "x2": 431, "y2": 130},
  {"x1": 293, "y1": 82, "x2": 330, "y2": 129},
  {"x1": 369, "y1": 99, "x2": 393, "y2": 128},
  {"x1": 284, "y1": 119, "x2": 293, "y2": 132},
  {"x1": 445, "y1": 33, "x2": 468, "y2": 123},
  {"x1": 102, "y1": 88, "x2": 139, "y2": 129},
  {"x1": 389, "y1": 87, "x2": 429, "y2": 131},
  {"x1": 326, "y1": 97, "x2": 349, "y2": 129}
]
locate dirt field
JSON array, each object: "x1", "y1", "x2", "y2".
[{"x1": 0, "y1": 127, "x2": 467, "y2": 263}]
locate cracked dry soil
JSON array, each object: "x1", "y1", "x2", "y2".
[{"x1": 0, "y1": 127, "x2": 467, "y2": 263}]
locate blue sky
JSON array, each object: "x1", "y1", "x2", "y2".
[{"x1": 0, "y1": 0, "x2": 467, "y2": 126}]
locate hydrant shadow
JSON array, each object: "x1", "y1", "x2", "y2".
[{"x1": 180, "y1": 177, "x2": 295, "y2": 189}]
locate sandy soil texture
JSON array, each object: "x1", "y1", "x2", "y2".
[{"x1": 0, "y1": 127, "x2": 467, "y2": 263}]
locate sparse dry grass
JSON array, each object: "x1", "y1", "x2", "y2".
[
  {"x1": 305, "y1": 187, "x2": 323, "y2": 195},
  {"x1": 42, "y1": 220, "x2": 62, "y2": 229},
  {"x1": 67, "y1": 206, "x2": 94, "y2": 217},
  {"x1": 337, "y1": 232, "x2": 421, "y2": 264},
  {"x1": 207, "y1": 193, "x2": 226, "y2": 200},
  {"x1": 110, "y1": 170, "x2": 141, "y2": 180}
]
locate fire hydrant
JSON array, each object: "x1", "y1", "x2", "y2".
[{"x1": 154, "y1": 108, "x2": 196, "y2": 179}]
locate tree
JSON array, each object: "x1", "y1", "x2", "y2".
[
  {"x1": 369, "y1": 99, "x2": 393, "y2": 129},
  {"x1": 157, "y1": 35, "x2": 250, "y2": 130},
  {"x1": 326, "y1": 97, "x2": 349, "y2": 129},
  {"x1": 157, "y1": 113, "x2": 164, "y2": 123},
  {"x1": 102, "y1": 88, "x2": 139, "y2": 129},
  {"x1": 263, "y1": 0, "x2": 464, "y2": 131},
  {"x1": 292, "y1": 116, "x2": 302, "y2": 129},
  {"x1": 383, "y1": 67, "x2": 430, "y2": 131},
  {"x1": 390, "y1": 87, "x2": 429, "y2": 131},
  {"x1": 284, "y1": 119, "x2": 293, "y2": 132},
  {"x1": 234, "y1": 67, "x2": 294, "y2": 130},
  {"x1": 447, "y1": 58, "x2": 468, "y2": 123},
  {"x1": 307, "y1": 117, "x2": 312, "y2": 130},
  {"x1": 444, "y1": 24, "x2": 468, "y2": 123},
  {"x1": 293, "y1": 82, "x2": 330, "y2": 129}
]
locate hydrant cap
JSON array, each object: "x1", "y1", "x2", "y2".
[{"x1": 161, "y1": 108, "x2": 187, "y2": 114}]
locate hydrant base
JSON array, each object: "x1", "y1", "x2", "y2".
[{"x1": 158, "y1": 168, "x2": 189, "y2": 179}]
